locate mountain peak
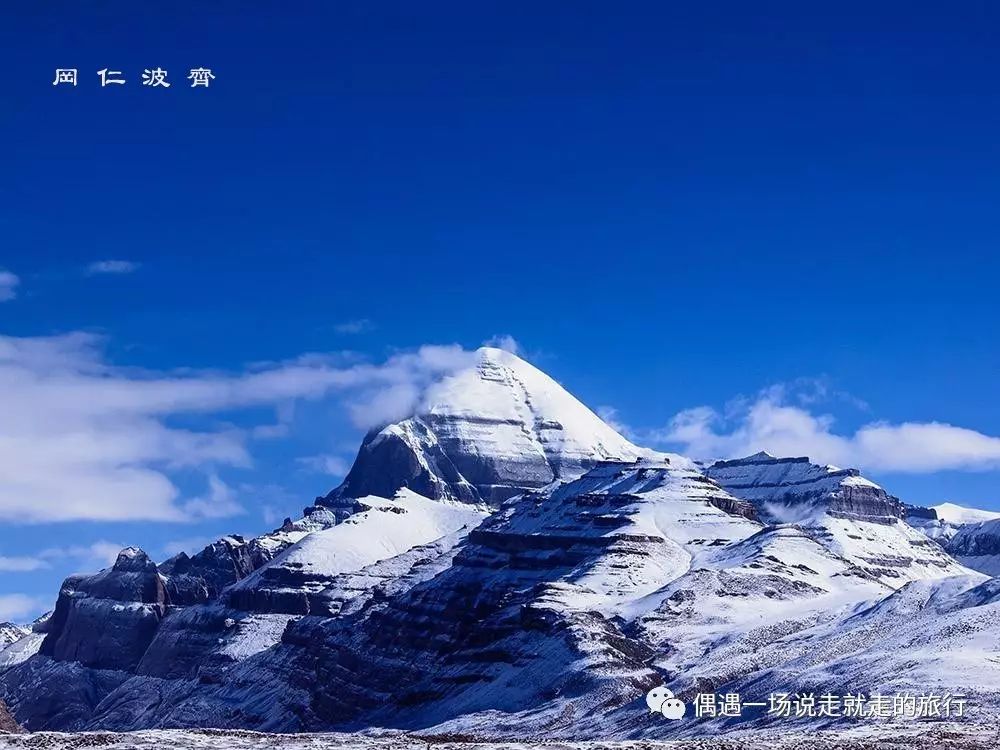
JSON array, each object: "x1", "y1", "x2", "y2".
[
  {"x1": 932, "y1": 501, "x2": 1000, "y2": 526},
  {"x1": 324, "y1": 348, "x2": 648, "y2": 507}
]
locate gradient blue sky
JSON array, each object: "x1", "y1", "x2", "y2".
[{"x1": 2, "y1": 2, "x2": 999, "y2": 620}]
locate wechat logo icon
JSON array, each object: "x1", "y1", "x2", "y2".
[{"x1": 645, "y1": 685, "x2": 686, "y2": 720}]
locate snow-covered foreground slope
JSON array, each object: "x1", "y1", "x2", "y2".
[
  {"x1": 2, "y1": 724, "x2": 998, "y2": 750},
  {"x1": 1, "y1": 724, "x2": 997, "y2": 750},
  {"x1": 678, "y1": 572, "x2": 1000, "y2": 735}
]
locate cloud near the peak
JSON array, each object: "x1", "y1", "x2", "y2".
[
  {"x1": 483, "y1": 334, "x2": 521, "y2": 355},
  {"x1": 655, "y1": 386, "x2": 1000, "y2": 474},
  {"x1": 0, "y1": 333, "x2": 480, "y2": 523}
]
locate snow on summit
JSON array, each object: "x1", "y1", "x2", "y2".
[
  {"x1": 932, "y1": 502, "x2": 1000, "y2": 526},
  {"x1": 420, "y1": 346, "x2": 643, "y2": 466},
  {"x1": 326, "y1": 346, "x2": 665, "y2": 506}
]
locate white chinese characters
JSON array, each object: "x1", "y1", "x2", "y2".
[
  {"x1": 141, "y1": 68, "x2": 171, "y2": 88},
  {"x1": 52, "y1": 68, "x2": 215, "y2": 89},
  {"x1": 52, "y1": 69, "x2": 77, "y2": 86},
  {"x1": 643, "y1": 688, "x2": 970, "y2": 722},
  {"x1": 187, "y1": 68, "x2": 215, "y2": 87},
  {"x1": 690, "y1": 691, "x2": 968, "y2": 720},
  {"x1": 97, "y1": 69, "x2": 125, "y2": 86}
]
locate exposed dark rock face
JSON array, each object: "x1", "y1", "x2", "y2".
[
  {"x1": 949, "y1": 520, "x2": 1000, "y2": 554},
  {"x1": 947, "y1": 520, "x2": 1000, "y2": 574},
  {"x1": 40, "y1": 548, "x2": 167, "y2": 671},
  {"x1": 326, "y1": 422, "x2": 480, "y2": 509},
  {"x1": 904, "y1": 504, "x2": 939, "y2": 522},
  {"x1": 159, "y1": 535, "x2": 281, "y2": 606},
  {"x1": 0, "y1": 699, "x2": 22, "y2": 733},
  {"x1": 16, "y1": 516, "x2": 327, "y2": 695}
]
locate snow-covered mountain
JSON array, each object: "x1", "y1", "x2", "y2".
[
  {"x1": 704, "y1": 452, "x2": 965, "y2": 585},
  {"x1": 933, "y1": 502, "x2": 1000, "y2": 526},
  {"x1": 901, "y1": 502, "x2": 1000, "y2": 574},
  {"x1": 905, "y1": 501, "x2": 1000, "y2": 542},
  {"x1": 1, "y1": 347, "x2": 997, "y2": 738},
  {"x1": 323, "y1": 347, "x2": 650, "y2": 508}
]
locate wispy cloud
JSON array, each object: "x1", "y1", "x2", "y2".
[
  {"x1": 0, "y1": 270, "x2": 19, "y2": 302},
  {"x1": 656, "y1": 383, "x2": 1000, "y2": 473},
  {"x1": 297, "y1": 454, "x2": 351, "y2": 477},
  {"x1": 483, "y1": 334, "x2": 521, "y2": 355},
  {"x1": 0, "y1": 594, "x2": 46, "y2": 622},
  {"x1": 86, "y1": 260, "x2": 140, "y2": 275},
  {"x1": 0, "y1": 332, "x2": 478, "y2": 523},
  {"x1": 181, "y1": 475, "x2": 243, "y2": 520},
  {"x1": 39, "y1": 540, "x2": 127, "y2": 571},
  {"x1": 0, "y1": 555, "x2": 48, "y2": 572},
  {"x1": 334, "y1": 319, "x2": 375, "y2": 334}
]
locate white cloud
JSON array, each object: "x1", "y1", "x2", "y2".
[
  {"x1": 181, "y1": 475, "x2": 243, "y2": 520},
  {"x1": 0, "y1": 594, "x2": 45, "y2": 622},
  {"x1": 483, "y1": 334, "x2": 521, "y2": 354},
  {"x1": 657, "y1": 385, "x2": 1000, "y2": 474},
  {"x1": 40, "y1": 540, "x2": 127, "y2": 570},
  {"x1": 340, "y1": 346, "x2": 478, "y2": 429},
  {"x1": 0, "y1": 270, "x2": 19, "y2": 302},
  {"x1": 346, "y1": 382, "x2": 422, "y2": 428},
  {"x1": 0, "y1": 555, "x2": 48, "y2": 572},
  {"x1": 297, "y1": 454, "x2": 351, "y2": 477},
  {"x1": 0, "y1": 333, "x2": 480, "y2": 523},
  {"x1": 334, "y1": 319, "x2": 375, "y2": 334},
  {"x1": 86, "y1": 260, "x2": 140, "y2": 275}
]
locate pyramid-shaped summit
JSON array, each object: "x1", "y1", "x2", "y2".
[{"x1": 323, "y1": 346, "x2": 648, "y2": 506}]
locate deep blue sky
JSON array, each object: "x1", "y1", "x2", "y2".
[{"x1": 2, "y1": 3, "x2": 999, "y2": 617}]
